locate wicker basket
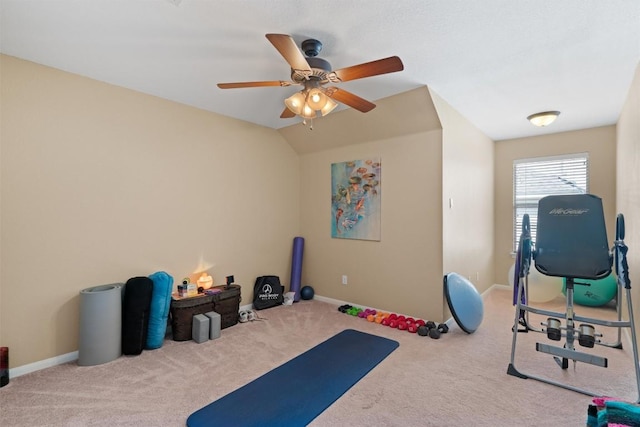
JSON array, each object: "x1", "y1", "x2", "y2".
[
  {"x1": 170, "y1": 295, "x2": 215, "y2": 341},
  {"x1": 169, "y1": 285, "x2": 241, "y2": 341}
]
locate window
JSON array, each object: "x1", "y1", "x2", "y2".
[{"x1": 513, "y1": 153, "x2": 589, "y2": 251}]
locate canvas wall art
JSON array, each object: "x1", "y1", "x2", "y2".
[{"x1": 331, "y1": 158, "x2": 381, "y2": 241}]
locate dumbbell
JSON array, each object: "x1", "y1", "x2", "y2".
[
  {"x1": 417, "y1": 320, "x2": 436, "y2": 337},
  {"x1": 375, "y1": 312, "x2": 389, "y2": 324},
  {"x1": 338, "y1": 304, "x2": 352, "y2": 313},
  {"x1": 407, "y1": 322, "x2": 419, "y2": 333},
  {"x1": 359, "y1": 308, "x2": 374, "y2": 319},
  {"x1": 428, "y1": 323, "x2": 449, "y2": 339},
  {"x1": 347, "y1": 307, "x2": 362, "y2": 316}
]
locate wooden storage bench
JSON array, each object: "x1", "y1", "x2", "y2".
[{"x1": 170, "y1": 285, "x2": 241, "y2": 341}]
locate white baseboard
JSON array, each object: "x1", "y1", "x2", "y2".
[
  {"x1": 10, "y1": 351, "x2": 78, "y2": 379},
  {"x1": 484, "y1": 283, "x2": 510, "y2": 295},
  {"x1": 312, "y1": 294, "x2": 348, "y2": 306}
]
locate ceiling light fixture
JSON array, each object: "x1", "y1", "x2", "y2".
[
  {"x1": 527, "y1": 111, "x2": 560, "y2": 127},
  {"x1": 284, "y1": 81, "x2": 338, "y2": 130}
]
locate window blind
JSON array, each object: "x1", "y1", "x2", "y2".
[{"x1": 513, "y1": 154, "x2": 589, "y2": 252}]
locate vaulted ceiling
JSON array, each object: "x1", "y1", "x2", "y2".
[{"x1": 1, "y1": 0, "x2": 639, "y2": 141}]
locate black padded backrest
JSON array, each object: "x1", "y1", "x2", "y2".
[{"x1": 534, "y1": 194, "x2": 611, "y2": 280}]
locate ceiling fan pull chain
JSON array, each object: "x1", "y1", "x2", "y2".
[{"x1": 301, "y1": 118, "x2": 314, "y2": 130}]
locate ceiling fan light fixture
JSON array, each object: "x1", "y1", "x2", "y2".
[
  {"x1": 301, "y1": 103, "x2": 317, "y2": 119},
  {"x1": 284, "y1": 92, "x2": 306, "y2": 115},
  {"x1": 527, "y1": 111, "x2": 560, "y2": 127},
  {"x1": 320, "y1": 97, "x2": 338, "y2": 116},
  {"x1": 307, "y1": 88, "x2": 328, "y2": 110}
]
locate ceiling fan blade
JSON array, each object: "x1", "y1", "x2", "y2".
[
  {"x1": 280, "y1": 107, "x2": 296, "y2": 119},
  {"x1": 217, "y1": 81, "x2": 291, "y2": 89},
  {"x1": 265, "y1": 34, "x2": 312, "y2": 73},
  {"x1": 325, "y1": 87, "x2": 376, "y2": 113},
  {"x1": 331, "y1": 56, "x2": 404, "y2": 83}
]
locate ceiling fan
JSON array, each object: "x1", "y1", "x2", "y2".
[{"x1": 217, "y1": 34, "x2": 404, "y2": 122}]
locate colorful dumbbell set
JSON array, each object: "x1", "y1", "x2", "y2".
[{"x1": 337, "y1": 304, "x2": 449, "y2": 339}]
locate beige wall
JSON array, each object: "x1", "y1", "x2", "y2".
[
  {"x1": 290, "y1": 88, "x2": 449, "y2": 323},
  {"x1": 0, "y1": 55, "x2": 300, "y2": 367},
  {"x1": 295, "y1": 86, "x2": 495, "y2": 323},
  {"x1": 298, "y1": 131, "x2": 444, "y2": 322},
  {"x1": 616, "y1": 62, "x2": 640, "y2": 333},
  {"x1": 494, "y1": 126, "x2": 617, "y2": 286},
  {"x1": 430, "y1": 88, "x2": 495, "y2": 299}
]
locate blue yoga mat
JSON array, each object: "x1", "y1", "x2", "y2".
[{"x1": 187, "y1": 329, "x2": 399, "y2": 427}]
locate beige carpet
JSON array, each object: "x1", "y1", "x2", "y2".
[{"x1": 1, "y1": 287, "x2": 638, "y2": 426}]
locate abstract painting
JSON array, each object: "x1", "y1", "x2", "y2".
[{"x1": 331, "y1": 158, "x2": 381, "y2": 241}]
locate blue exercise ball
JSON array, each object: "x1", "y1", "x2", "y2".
[
  {"x1": 562, "y1": 273, "x2": 617, "y2": 307},
  {"x1": 300, "y1": 285, "x2": 314, "y2": 300}
]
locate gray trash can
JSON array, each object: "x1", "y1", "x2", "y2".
[{"x1": 78, "y1": 283, "x2": 124, "y2": 366}]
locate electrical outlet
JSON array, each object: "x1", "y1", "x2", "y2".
[{"x1": 342, "y1": 275, "x2": 348, "y2": 285}]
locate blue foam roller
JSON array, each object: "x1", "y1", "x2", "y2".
[{"x1": 290, "y1": 237, "x2": 305, "y2": 302}]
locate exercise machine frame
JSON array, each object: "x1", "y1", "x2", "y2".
[{"x1": 507, "y1": 201, "x2": 640, "y2": 402}]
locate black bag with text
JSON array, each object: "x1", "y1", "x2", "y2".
[{"x1": 253, "y1": 275, "x2": 284, "y2": 310}]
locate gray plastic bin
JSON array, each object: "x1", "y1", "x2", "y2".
[{"x1": 78, "y1": 283, "x2": 124, "y2": 366}]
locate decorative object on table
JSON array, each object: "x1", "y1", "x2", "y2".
[
  {"x1": 252, "y1": 275, "x2": 284, "y2": 310},
  {"x1": 196, "y1": 272, "x2": 213, "y2": 290},
  {"x1": 146, "y1": 271, "x2": 174, "y2": 350},
  {"x1": 78, "y1": 283, "x2": 124, "y2": 366},
  {"x1": 225, "y1": 275, "x2": 234, "y2": 289},
  {"x1": 178, "y1": 278, "x2": 197, "y2": 298},
  {"x1": 331, "y1": 158, "x2": 381, "y2": 241}
]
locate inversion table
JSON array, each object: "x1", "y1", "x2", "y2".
[{"x1": 508, "y1": 194, "x2": 640, "y2": 402}]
